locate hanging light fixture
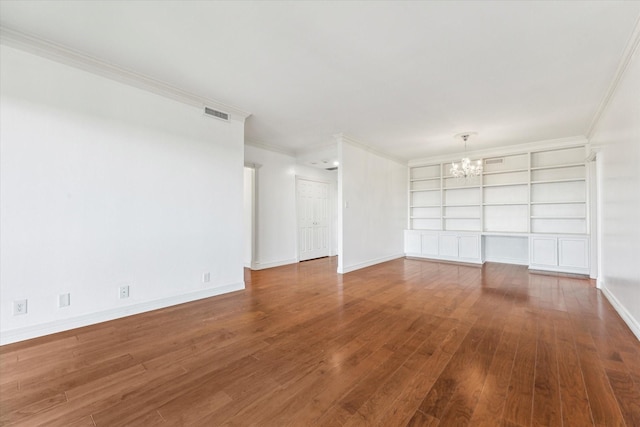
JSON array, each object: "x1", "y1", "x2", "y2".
[{"x1": 450, "y1": 132, "x2": 482, "y2": 178}]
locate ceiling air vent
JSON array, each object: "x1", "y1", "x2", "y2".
[
  {"x1": 204, "y1": 106, "x2": 229, "y2": 121},
  {"x1": 325, "y1": 167, "x2": 338, "y2": 171},
  {"x1": 485, "y1": 158, "x2": 503, "y2": 165}
]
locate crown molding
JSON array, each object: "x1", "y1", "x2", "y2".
[
  {"x1": 244, "y1": 139, "x2": 297, "y2": 157},
  {"x1": 295, "y1": 140, "x2": 338, "y2": 156},
  {"x1": 0, "y1": 26, "x2": 251, "y2": 123},
  {"x1": 335, "y1": 133, "x2": 408, "y2": 166},
  {"x1": 408, "y1": 135, "x2": 588, "y2": 166},
  {"x1": 587, "y1": 15, "x2": 640, "y2": 139}
]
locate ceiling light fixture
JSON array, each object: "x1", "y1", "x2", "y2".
[{"x1": 450, "y1": 132, "x2": 482, "y2": 178}]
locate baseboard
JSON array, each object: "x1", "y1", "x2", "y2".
[
  {"x1": 483, "y1": 256, "x2": 528, "y2": 266},
  {"x1": 0, "y1": 281, "x2": 245, "y2": 346},
  {"x1": 251, "y1": 258, "x2": 298, "y2": 270},
  {"x1": 339, "y1": 253, "x2": 404, "y2": 274},
  {"x1": 601, "y1": 286, "x2": 640, "y2": 341}
]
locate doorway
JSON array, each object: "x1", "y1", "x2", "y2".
[{"x1": 296, "y1": 177, "x2": 330, "y2": 261}]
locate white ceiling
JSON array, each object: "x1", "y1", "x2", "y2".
[{"x1": 1, "y1": 1, "x2": 639, "y2": 160}]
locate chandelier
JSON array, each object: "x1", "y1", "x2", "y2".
[{"x1": 450, "y1": 132, "x2": 482, "y2": 178}]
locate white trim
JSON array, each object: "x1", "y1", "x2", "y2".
[
  {"x1": 243, "y1": 166, "x2": 257, "y2": 270},
  {"x1": 409, "y1": 136, "x2": 588, "y2": 167},
  {"x1": 336, "y1": 133, "x2": 408, "y2": 166},
  {"x1": 527, "y1": 264, "x2": 590, "y2": 276},
  {"x1": 295, "y1": 141, "x2": 338, "y2": 156},
  {"x1": 0, "y1": 282, "x2": 245, "y2": 346},
  {"x1": 483, "y1": 256, "x2": 528, "y2": 266},
  {"x1": 406, "y1": 253, "x2": 484, "y2": 266},
  {"x1": 600, "y1": 286, "x2": 640, "y2": 341},
  {"x1": 587, "y1": 16, "x2": 640, "y2": 139},
  {"x1": 0, "y1": 26, "x2": 251, "y2": 123},
  {"x1": 251, "y1": 258, "x2": 298, "y2": 270},
  {"x1": 245, "y1": 140, "x2": 296, "y2": 157},
  {"x1": 339, "y1": 253, "x2": 405, "y2": 274}
]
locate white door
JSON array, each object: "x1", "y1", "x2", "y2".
[{"x1": 297, "y1": 178, "x2": 330, "y2": 261}]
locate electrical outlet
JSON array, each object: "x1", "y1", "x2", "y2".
[
  {"x1": 13, "y1": 299, "x2": 27, "y2": 316},
  {"x1": 202, "y1": 272, "x2": 211, "y2": 283},
  {"x1": 119, "y1": 285, "x2": 130, "y2": 299},
  {"x1": 59, "y1": 293, "x2": 70, "y2": 308}
]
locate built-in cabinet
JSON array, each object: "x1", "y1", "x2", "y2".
[
  {"x1": 405, "y1": 230, "x2": 482, "y2": 264},
  {"x1": 405, "y1": 144, "x2": 591, "y2": 275},
  {"x1": 529, "y1": 235, "x2": 589, "y2": 274}
]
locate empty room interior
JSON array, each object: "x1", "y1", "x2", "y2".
[{"x1": 1, "y1": 1, "x2": 640, "y2": 426}]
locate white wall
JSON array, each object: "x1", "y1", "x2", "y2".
[
  {"x1": 338, "y1": 137, "x2": 408, "y2": 273},
  {"x1": 0, "y1": 45, "x2": 246, "y2": 344},
  {"x1": 590, "y1": 42, "x2": 640, "y2": 339},
  {"x1": 244, "y1": 144, "x2": 337, "y2": 269}
]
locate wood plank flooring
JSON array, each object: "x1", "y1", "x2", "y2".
[{"x1": 1, "y1": 257, "x2": 639, "y2": 426}]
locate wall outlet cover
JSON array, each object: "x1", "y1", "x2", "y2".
[
  {"x1": 13, "y1": 299, "x2": 28, "y2": 315},
  {"x1": 59, "y1": 293, "x2": 71, "y2": 308}
]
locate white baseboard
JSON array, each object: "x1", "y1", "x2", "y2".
[
  {"x1": 483, "y1": 256, "x2": 528, "y2": 266},
  {"x1": 0, "y1": 282, "x2": 245, "y2": 346},
  {"x1": 601, "y1": 285, "x2": 640, "y2": 341},
  {"x1": 251, "y1": 258, "x2": 298, "y2": 270},
  {"x1": 339, "y1": 253, "x2": 404, "y2": 274}
]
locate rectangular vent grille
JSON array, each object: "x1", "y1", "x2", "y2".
[
  {"x1": 485, "y1": 158, "x2": 504, "y2": 165},
  {"x1": 204, "y1": 107, "x2": 229, "y2": 121}
]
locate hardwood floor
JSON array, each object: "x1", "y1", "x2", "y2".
[{"x1": 1, "y1": 257, "x2": 639, "y2": 426}]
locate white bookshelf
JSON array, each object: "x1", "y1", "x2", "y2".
[
  {"x1": 409, "y1": 164, "x2": 441, "y2": 230},
  {"x1": 442, "y1": 163, "x2": 481, "y2": 232},
  {"x1": 405, "y1": 144, "x2": 590, "y2": 274},
  {"x1": 481, "y1": 153, "x2": 529, "y2": 233},
  {"x1": 530, "y1": 146, "x2": 586, "y2": 235}
]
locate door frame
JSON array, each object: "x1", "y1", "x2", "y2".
[
  {"x1": 244, "y1": 162, "x2": 260, "y2": 269},
  {"x1": 295, "y1": 176, "x2": 333, "y2": 262}
]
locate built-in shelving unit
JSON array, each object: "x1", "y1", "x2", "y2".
[
  {"x1": 405, "y1": 144, "x2": 590, "y2": 274},
  {"x1": 529, "y1": 146, "x2": 587, "y2": 235},
  {"x1": 409, "y1": 164, "x2": 441, "y2": 230},
  {"x1": 442, "y1": 163, "x2": 481, "y2": 232},
  {"x1": 482, "y1": 152, "x2": 529, "y2": 233}
]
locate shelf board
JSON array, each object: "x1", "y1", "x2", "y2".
[
  {"x1": 482, "y1": 182, "x2": 528, "y2": 188},
  {"x1": 410, "y1": 216, "x2": 441, "y2": 219},
  {"x1": 530, "y1": 231, "x2": 589, "y2": 236},
  {"x1": 410, "y1": 204, "x2": 441, "y2": 208},
  {"x1": 530, "y1": 178, "x2": 585, "y2": 184},
  {"x1": 482, "y1": 168, "x2": 528, "y2": 176},
  {"x1": 531, "y1": 216, "x2": 586, "y2": 220},
  {"x1": 530, "y1": 162, "x2": 585, "y2": 171},
  {"x1": 530, "y1": 201, "x2": 585, "y2": 205},
  {"x1": 483, "y1": 202, "x2": 528, "y2": 206},
  {"x1": 410, "y1": 177, "x2": 441, "y2": 182},
  {"x1": 443, "y1": 185, "x2": 481, "y2": 190},
  {"x1": 482, "y1": 231, "x2": 529, "y2": 236},
  {"x1": 444, "y1": 216, "x2": 481, "y2": 220},
  {"x1": 443, "y1": 203, "x2": 480, "y2": 207},
  {"x1": 409, "y1": 188, "x2": 441, "y2": 192}
]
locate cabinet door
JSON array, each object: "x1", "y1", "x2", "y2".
[
  {"x1": 439, "y1": 234, "x2": 459, "y2": 258},
  {"x1": 559, "y1": 237, "x2": 589, "y2": 269},
  {"x1": 531, "y1": 236, "x2": 558, "y2": 266},
  {"x1": 421, "y1": 233, "x2": 439, "y2": 256},
  {"x1": 404, "y1": 231, "x2": 421, "y2": 254},
  {"x1": 459, "y1": 235, "x2": 480, "y2": 260}
]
